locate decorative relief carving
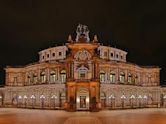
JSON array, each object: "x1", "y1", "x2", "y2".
[{"x1": 74, "y1": 49, "x2": 91, "y2": 61}]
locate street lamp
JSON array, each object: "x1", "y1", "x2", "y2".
[
  {"x1": 121, "y1": 95, "x2": 126, "y2": 108},
  {"x1": 108, "y1": 95, "x2": 115, "y2": 109},
  {"x1": 30, "y1": 95, "x2": 36, "y2": 108},
  {"x1": 18, "y1": 96, "x2": 22, "y2": 107},
  {"x1": 138, "y1": 95, "x2": 142, "y2": 108},
  {"x1": 143, "y1": 95, "x2": 148, "y2": 107},
  {"x1": 163, "y1": 95, "x2": 166, "y2": 107},
  {"x1": 0, "y1": 96, "x2": 2, "y2": 107},
  {"x1": 130, "y1": 95, "x2": 135, "y2": 108},
  {"x1": 51, "y1": 95, "x2": 57, "y2": 109},
  {"x1": 23, "y1": 95, "x2": 28, "y2": 108},
  {"x1": 40, "y1": 95, "x2": 46, "y2": 109}
]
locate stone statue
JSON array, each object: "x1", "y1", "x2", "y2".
[
  {"x1": 93, "y1": 35, "x2": 98, "y2": 43},
  {"x1": 75, "y1": 24, "x2": 90, "y2": 42},
  {"x1": 68, "y1": 35, "x2": 73, "y2": 43}
]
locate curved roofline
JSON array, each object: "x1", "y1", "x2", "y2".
[
  {"x1": 38, "y1": 45, "x2": 67, "y2": 54},
  {"x1": 98, "y1": 45, "x2": 127, "y2": 54}
]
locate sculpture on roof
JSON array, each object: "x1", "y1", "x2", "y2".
[{"x1": 75, "y1": 24, "x2": 90, "y2": 42}]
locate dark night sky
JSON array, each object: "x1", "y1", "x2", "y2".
[{"x1": 0, "y1": 0, "x2": 166, "y2": 85}]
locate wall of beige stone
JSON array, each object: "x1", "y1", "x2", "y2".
[
  {"x1": 0, "y1": 84, "x2": 165, "y2": 109},
  {"x1": 2, "y1": 84, "x2": 66, "y2": 109},
  {"x1": 100, "y1": 84, "x2": 162, "y2": 109},
  {"x1": 5, "y1": 62, "x2": 65, "y2": 86},
  {"x1": 99, "y1": 62, "x2": 160, "y2": 86},
  {"x1": 5, "y1": 61, "x2": 160, "y2": 87}
]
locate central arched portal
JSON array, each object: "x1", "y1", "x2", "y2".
[{"x1": 76, "y1": 88, "x2": 89, "y2": 110}]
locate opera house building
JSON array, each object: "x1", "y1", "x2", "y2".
[{"x1": 0, "y1": 24, "x2": 166, "y2": 111}]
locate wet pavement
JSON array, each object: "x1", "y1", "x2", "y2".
[{"x1": 0, "y1": 108, "x2": 166, "y2": 124}]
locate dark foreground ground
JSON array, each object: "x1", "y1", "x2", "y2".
[{"x1": 0, "y1": 108, "x2": 166, "y2": 124}]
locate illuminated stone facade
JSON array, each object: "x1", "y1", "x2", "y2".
[{"x1": 0, "y1": 24, "x2": 166, "y2": 111}]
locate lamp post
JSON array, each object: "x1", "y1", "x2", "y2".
[
  {"x1": 23, "y1": 95, "x2": 28, "y2": 108},
  {"x1": 18, "y1": 96, "x2": 22, "y2": 108},
  {"x1": 121, "y1": 95, "x2": 126, "y2": 108},
  {"x1": 138, "y1": 95, "x2": 142, "y2": 108},
  {"x1": 143, "y1": 95, "x2": 148, "y2": 107},
  {"x1": 40, "y1": 95, "x2": 45, "y2": 109},
  {"x1": 108, "y1": 95, "x2": 115, "y2": 109},
  {"x1": 40, "y1": 95, "x2": 46, "y2": 109},
  {"x1": 0, "y1": 96, "x2": 2, "y2": 107},
  {"x1": 130, "y1": 95, "x2": 135, "y2": 108},
  {"x1": 51, "y1": 95, "x2": 57, "y2": 109},
  {"x1": 163, "y1": 95, "x2": 166, "y2": 107},
  {"x1": 30, "y1": 95, "x2": 36, "y2": 108}
]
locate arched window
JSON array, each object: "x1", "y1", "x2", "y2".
[
  {"x1": 100, "y1": 92, "x2": 106, "y2": 107},
  {"x1": 119, "y1": 72, "x2": 125, "y2": 83},
  {"x1": 110, "y1": 71, "x2": 115, "y2": 83},
  {"x1": 132, "y1": 74, "x2": 137, "y2": 84},
  {"x1": 100, "y1": 71, "x2": 105, "y2": 83},
  {"x1": 41, "y1": 71, "x2": 46, "y2": 83},
  {"x1": 128, "y1": 73, "x2": 132, "y2": 84},
  {"x1": 27, "y1": 75, "x2": 31, "y2": 84},
  {"x1": 135, "y1": 75, "x2": 138, "y2": 84},
  {"x1": 77, "y1": 65, "x2": 88, "y2": 80},
  {"x1": 33, "y1": 73, "x2": 38, "y2": 84},
  {"x1": 60, "y1": 70, "x2": 66, "y2": 83},
  {"x1": 50, "y1": 70, "x2": 56, "y2": 83}
]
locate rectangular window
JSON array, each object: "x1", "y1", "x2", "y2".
[
  {"x1": 14, "y1": 77, "x2": 17, "y2": 84},
  {"x1": 59, "y1": 52, "x2": 62, "y2": 56},
  {"x1": 52, "y1": 53, "x2": 55, "y2": 57},
  {"x1": 110, "y1": 53, "x2": 114, "y2": 57},
  {"x1": 13, "y1": 77, "x2": 18, "y2": 85}
]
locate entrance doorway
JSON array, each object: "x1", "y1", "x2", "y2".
[{"x1": 76, "y1": 88, "x2": 89, "y2": 110}]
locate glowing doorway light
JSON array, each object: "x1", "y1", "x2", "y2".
[
  {"x1": 143, "y1": 95, "x2": 148, "y2": 99},
  {"x1": 30, "y1": 95, "x2": 36, "y2": 99},
  {"x1": 40, "y1": 95, "x2": 45, "y2": 99},
  {"x1": 109, "y1": 94, "x2": 115, "y2": 99},
  {"x1": 138, "y1": 95, "x2": 142, "y2": 99},
  {"x1": 86, "y1": 97, "x2": 89, "y2": 102},
  {"x1": 51, "y1": 95, "x2": 57, "y2": 99},
  {"x1": 77, "y1": 97, "x2": 80, "y2": 102},
  {"x1": 18, "y1": 96, "x2": 22, "y2": 99},
  {"x1": 163, "y1": 95, "x2": 166, "y2": 99},
  {"x1": 23, "y1": 95, "x2": 28, "y2": 99},
  {"x1": 130, "y1": 95, "x2": 135, "y2": 99},
  {"x1": 121, "y1": 95, "x2": 126, "y2": 99}
]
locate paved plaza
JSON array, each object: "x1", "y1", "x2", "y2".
[{"x1": 0, "y1": 108, "x2": 166, "y2": 124}]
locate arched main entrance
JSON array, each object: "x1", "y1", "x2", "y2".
[{"x1": 76, "y1": 88, "x2": 89, "y2": 110}]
